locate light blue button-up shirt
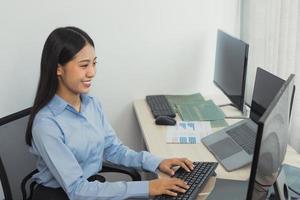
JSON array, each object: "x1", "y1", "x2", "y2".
[{"x1": 30, "y1": 94, "x2": 163, "y2": 200}]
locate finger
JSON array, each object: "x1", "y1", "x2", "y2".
[
  {"x1": 174, "y1": 179, "x2": 190, "y2": 190},
  {"x1": 179, "y1": 158, "x2": 194, "y2": 171},
  {"x1": 163, "y1": 167, "x2": 176, "y2": 176},
  {"x1": 171, "y1": 185, "x2": 187, "y2": 194},
  {"x1": 175, "y1": 160, "x2": 191, "y2": 172},
  {"x1": 164, "y1": 189, "x2": 177, "y2": 197},
  {"x1": 182, "y1": 158, "x2": 194, "y2": 170}
]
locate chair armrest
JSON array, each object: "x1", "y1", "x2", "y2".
[
  {"x1": 21, "y1": 169, "x2": 38, "y2": 200},
  {"x1": 21, "y1": 163, "x2": 142, "y2": 199},
  {"x1": 100, "y1": 162, "x2": 142, "y2": 181}
]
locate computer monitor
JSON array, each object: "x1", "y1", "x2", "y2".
[
  {"x1": 250, "y1": 67, "x2": 285, "y2": 123},
  {"x1": 213, "y1": 30, "x2": 249, "y2": 114},
  {"x1": 246, "y1": 74, "x2": 295, "y2": 200}
]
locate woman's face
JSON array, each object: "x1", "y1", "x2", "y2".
[{"x1": 57, "y1": 44, "x2": 97, "y2": 96}]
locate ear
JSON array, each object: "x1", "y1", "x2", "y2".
[{"x1": 57, "y1": 64, "x2": 63, "y2": 76}]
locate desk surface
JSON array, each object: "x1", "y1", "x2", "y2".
[{"x1": 133, "y1": 99, "x2": 300, "y2": 199}]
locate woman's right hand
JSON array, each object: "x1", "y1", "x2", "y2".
[{"x1": 149, "y1": 178, "x2": 190, "y2": 197}]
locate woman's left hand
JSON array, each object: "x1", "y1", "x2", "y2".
[{"x1": 158, "y1": 158, "x2": 194, "y2": 176}]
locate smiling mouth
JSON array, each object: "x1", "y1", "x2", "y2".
[{"x1": 82, "y1": 80, "x2": 92, "y2": 87}]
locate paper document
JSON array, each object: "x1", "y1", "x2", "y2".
[
  {"x1": 165, "y1": 93, "x2": 228, "y2": 128},
  {"x1": 176, "y1": 100, "x2": 225, "y2": 121},
  {"x1": 166, "y1": 121, "x2": 212, "y2": 144},
  {"x1": 165, "y1": 93, "x2": 205, "y2": 111},
  {"x1": 176, "y1": 100, "x2": 228, "y2": 128}
]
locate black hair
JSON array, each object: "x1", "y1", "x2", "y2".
[{"x1": 25, "y1": 26, "x2": 94, "y2": 146}]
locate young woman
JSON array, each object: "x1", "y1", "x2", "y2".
[{"x1": 26, "y1": 26, "x2": 194, "y2": 200}]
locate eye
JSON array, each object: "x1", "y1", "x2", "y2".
[
  {"x1": 80, "y1": 64, "x2": 88, "y2": 68},
  {"x1": 93, "y1": 62, "x2": 97, "y2": 66}
]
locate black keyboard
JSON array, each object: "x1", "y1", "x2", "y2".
[
  {"x1": 146, "y1": 95, "x2": 176, "y2": 118},
  {"x1": 154, "y1": 162, "x2": 218, "y2": 200},
  {"x1": 226, "y1": 124, "x2": 257, "y2": 154}
]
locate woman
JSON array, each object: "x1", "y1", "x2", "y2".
[{"x1": 26, "y1": 26, "x2": 194, "y2": 200}]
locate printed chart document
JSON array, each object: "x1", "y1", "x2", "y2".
[
  {"x1": 166, "y1": 121, "x2": 212, "y2": 144},
  {"x1": 165, "y1": 93, "x2": 228, "y2": 128}
]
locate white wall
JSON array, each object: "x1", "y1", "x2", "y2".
[{"x1": 0, "y1": 0, "x2": 240, "y2": 151}]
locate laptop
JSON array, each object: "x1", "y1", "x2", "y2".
[
  {"x1": 207, "y1": 73, "x2": 295, "y2": 200},
  {"x1": 202, "y1": 67, "x2": 285, "y2": 171}
]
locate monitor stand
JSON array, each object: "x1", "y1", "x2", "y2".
[
  {"x1": 218, "y1": 103, "x2": 249, "y2": 119},
  {"x1": 251, "y1": 182, "x2": 269, "y2": 200}
]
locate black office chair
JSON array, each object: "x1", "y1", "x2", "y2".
[{"x1": 0, "y1": 108, "x2": 141, "y2": 200}]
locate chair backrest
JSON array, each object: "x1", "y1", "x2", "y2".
[{"x1": 0, "y1": 108, "x2": 36, "y2": 200}]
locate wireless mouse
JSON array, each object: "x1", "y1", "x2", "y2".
[{"x1": 155, "y1": 116, "x2": 176, "y2": 126}]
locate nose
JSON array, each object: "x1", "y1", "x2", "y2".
[{"x1": 86, "y1": 64, "x2": 96, "y2": 78}]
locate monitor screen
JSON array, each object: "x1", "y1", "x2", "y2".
[
  {"x1": 213, "y1": 30, "x2": 249, "y2": 112},
  {"x1": 246, "y1": 74, "x2": 295, "y2": 200},
  {"x1": 250, "y1": 67, "x2": 285, "y2": 123}
]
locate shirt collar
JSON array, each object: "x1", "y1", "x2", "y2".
[
  {"x1": 48, "y1": 95, "x2": 69, "y2": 116},
  {"x1": 48, "y1": 94, "x2": 91, "y2": 116},
  {"x1": 80, "y1": 93, "x2": 90, "y2": 106}
]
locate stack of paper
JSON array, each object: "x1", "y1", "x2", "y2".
[
  {"x1": 165, "y1": 93, "x2": 205, "y2": 112},
  {"x1": 165, "y1": 93, "x2": 228, "y2": 128},
  {"x1": 176, "y1": 100, "x2": 228, "y2": 128},
  {"x1": 166, "y1": 121, "x2": 212, "y2": 144}
]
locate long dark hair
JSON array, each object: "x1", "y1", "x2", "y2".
[{"x1": 26, "y1": 26, "x2": 94, "y2": 146}]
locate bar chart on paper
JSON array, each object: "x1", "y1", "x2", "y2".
[{"x1": 166, "y1": 121, "x2": 212, "y2": 144}]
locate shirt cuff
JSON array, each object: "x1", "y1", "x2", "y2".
[
  {"x1": 143, "y1": 153, "x2": 165, "y2": 172},
  {"x1": 125, "y1": 181, "x2": 149, "y2": 198}
]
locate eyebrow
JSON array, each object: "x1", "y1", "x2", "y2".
[{"x1": 78, "y1": 57, "x2": 97, "y2": 63}]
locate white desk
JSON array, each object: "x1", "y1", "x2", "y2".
[{"x1": 133, "y1": 99, "x2": 300, "y2": 199}]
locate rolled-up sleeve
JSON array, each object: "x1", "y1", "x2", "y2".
[{"x1": 32, "y1": 116, "x2": 150, "y2": 200}]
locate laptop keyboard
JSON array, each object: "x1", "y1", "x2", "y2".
[
  {"x1": 226, "y1": 124, "x2": 256, "y2": 154},
  {"x1": 154, "y1": 162, "x2": 218, "y2": 200}
]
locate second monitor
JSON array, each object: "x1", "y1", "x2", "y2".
[{"x1": 213, "y1": 29, "x2": 249, "y2": 115}]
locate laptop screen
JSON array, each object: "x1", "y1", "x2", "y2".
[{"x1": 250, "y1": 67, "x2": 284, "y2": 123}]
